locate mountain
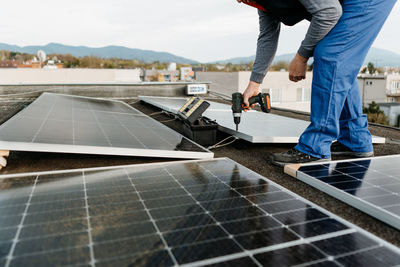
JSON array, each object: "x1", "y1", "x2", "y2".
[
  {"x1": 2, "y1": 43, "x2": 400, "y2": 66},
  {"x1": 0, "y1": 43, "x2": 198, "y2": 64},
  {"x1": 213, "y1": 47, "x2": 400, "y2": 67},
  {"x1": 363, "y1": 47, "x2": 400, "y2": 67}
]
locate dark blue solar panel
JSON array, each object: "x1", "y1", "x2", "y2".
[{"x1": 0, "y1": 158, "x2": 399, "y2": 266}]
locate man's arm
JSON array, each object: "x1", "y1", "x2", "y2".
[
  {"x1": 243, "y1": 10, "x2": 280, "y2": 107},
  {"x1": 251, "y1": 10, "x2": 281, "y2": 84},
  {"x1": 289, "y1": 0, "x2": 342, "y2": 82},
  {"x1": 297, "y1": 0, "x2": 343, "y2": 59}
]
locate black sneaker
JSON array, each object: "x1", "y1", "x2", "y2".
[
  {"x1": 270, "y1": 148, "x2": 331, "y2": 167},
  {"x1": 331, "y1": 141, "x2": 374, "y2": 158}
]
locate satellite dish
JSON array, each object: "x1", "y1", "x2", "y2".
[{"x1": 37, "y1": 50, "x2": 47, "y2": 62}]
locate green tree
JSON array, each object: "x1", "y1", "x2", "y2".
[
  {"x1": 367, "y1": 62, "x2": 377, "y2": 74},
  {"x1": 270, "y1": 61, "x2": 288, "y2": 71},
  {"x1": 363, "y1": 101, "x2": 389, "y2": 125}
]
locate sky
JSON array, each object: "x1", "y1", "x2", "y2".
[{"x1": 1, "y1": 0, "x2": 399, "y2": 62}]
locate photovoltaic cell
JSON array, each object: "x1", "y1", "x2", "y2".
[
  {"x1": 0, "y1": 93, "x2": 213, "y2": 159},
  {"x1": 285, "y1": 155, "x2": 400, "y2": 230},
  {"x1": 138, "y1": 96, "x2": 385, "y2": 144},
  {"x1": 0, "y1": 158, "x2": 399, "y2": 266}
]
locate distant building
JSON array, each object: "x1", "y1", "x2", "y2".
[
  {"x1": 0, "y1": 60, "x2": 18, "y2": 68},
  {"x1": 43, "y1": 60, "x2": 63, "y2": 69},
  {"x1": 192, "y1": 66, "x2": 207, "y2": 80},
  {"x1": 18, "y1": 57, "x2": 41, "y2": 69},
  {"x1": 180, "y1": 67, "x2": 194, "y2": 81},
  {"x1": 168, "y1": 63, "x2": 177, "y2": 71},
  {"x1": 358, "y1": 73, "x2": 400, "y2": 106},
  {"x1": 377, "y1": 102, "x2": 400, "y2": 126},
  {"x1": 144, "y1": 69, "x2": 179, "y2": 82}
]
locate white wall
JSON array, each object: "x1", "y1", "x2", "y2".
[
  {"x1": 197, "y1": 71, "x2": 313, "y2": 112},
  {"x1": 379, "y1": 104, "x2": 400, "y2": 126},
  {"x1": 0, "y1": 69, "x2": 141, "y2": 84},
  {"x1": 196, "y1": 72, "x2": 239, "y2": 97},
  {"x1": 358, "y1": 76, "x2": 387, "y2": 106}
]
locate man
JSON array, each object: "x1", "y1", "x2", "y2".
[{"x1": 237, "y1": 0, "x2": 396, "y2": 166}]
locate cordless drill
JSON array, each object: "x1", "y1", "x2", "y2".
[{"x1": 232, "y1": 92, "x2": 271, "y2": 131}]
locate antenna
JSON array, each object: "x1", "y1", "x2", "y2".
[{"x1": 37, "y1": 50, "x2": 47, "y2": 67}]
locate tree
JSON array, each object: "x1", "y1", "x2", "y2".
[
  {"x1": 363, "y1": 101, "x2": 389, "y2": 125},
  {"x1": 270, "y1": 61, "x2": 288, "y2": 71},
  {"x1": 367, "y1": 62, "x2": 377, "y2": 74}
]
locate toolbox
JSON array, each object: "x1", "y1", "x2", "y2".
[{"x1": 183, "y1": 117, "x2": 217, "y2": 147}]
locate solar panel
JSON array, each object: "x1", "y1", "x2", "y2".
[
  {"x1": 0, "y1": 93, "x2": 213, "y2": 159},
  {"x1": 1, "y1": 158, "x2": 399, "y2": 266},
  {"x1": 285, "y1": 155, "x2": 400, "y2": 230},
  {"x1": 138, "y1": 96, "x2": 232, "y2": 112},
  {"x1": 138, "y1": 96, "x2": 386, "y2": 144}
]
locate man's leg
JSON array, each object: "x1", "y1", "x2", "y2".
[
  {"x1": 336, "y1": 78, "x2": 373, "y2": 154},
  {"x1": 295, "y1": 0, "x2": 396, "y2": 159}
]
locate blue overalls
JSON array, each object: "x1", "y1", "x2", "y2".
[{"x1": 295, "y1": 0, "x2": 397, "y2": 159}]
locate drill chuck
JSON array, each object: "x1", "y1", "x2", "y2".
[{"x1": 233, "y1": 113, "x2": 241, "y2": 125}]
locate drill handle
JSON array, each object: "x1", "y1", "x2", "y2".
[
  {"x1": 248, "y1": 93, "x2": 271, "y2": 113},
  {"x1": 248, "y1": 94, "x2": 260, "y2": 106}
]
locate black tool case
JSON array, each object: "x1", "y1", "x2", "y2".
[{"x1": 183, "y1": 117, "x2": 217, "y2": 146}]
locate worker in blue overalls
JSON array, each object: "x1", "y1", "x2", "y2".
[{"x1": 238, "y1": 0, "x2": 396, "y2": 166}]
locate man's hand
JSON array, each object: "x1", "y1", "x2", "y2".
[
  {"x1": 289, "y1": 53, "x2": 308, "y2": 82},
  {"x1": 243, "y1": 81, "x2": 260, "y2": 110}
]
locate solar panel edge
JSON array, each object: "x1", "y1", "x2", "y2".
[
  {"x1": 0, "y1": 157, "x2": 229, "y2": 181},
  {"x1": 296, "y1": 168, "x2": 400, "y2": 232},
  {"x1": 223, "y1": 158, "x2": 400, "y2": 255},
  {"x1": 0, "y1": 141, "x2": 214, "y2": 159},
  {"x1": 137, "y1": 95, "x2": 182, "y2": 114},
  {"x1": 293, "y1": 154, "x2": 400, "y2": 167}
]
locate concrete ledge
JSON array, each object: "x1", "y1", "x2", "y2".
[{"x1": 0, "y1": 82, "x2": 211, "y2": 99}]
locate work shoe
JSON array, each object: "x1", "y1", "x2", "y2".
[
  {"x1": 270, "y1": 148, "x2": 331, "y2": 167},
  {"x1": 331, "y1": 141, "x2": 374, "y2": 158}
]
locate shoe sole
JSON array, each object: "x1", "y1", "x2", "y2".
[
  {"x1": 270, "y1": 156, "x2": 331, "y2": 167},
  {"x1": 331, "y1": 151, "x2": 374, "y2": 158}
]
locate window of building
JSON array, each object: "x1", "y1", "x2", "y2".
[
  {"x1": 296, "y1": 88, "x2": 311, "y2": 102},
  {"x1": 392, "y1": 81, "x2": 400, "y2": 90},
  {"x1": 296, "y1": 88, "x2": 303, "y2": 102},
  {"x1": 263, "y1": 88, "x2": 281, "y2": 103}
]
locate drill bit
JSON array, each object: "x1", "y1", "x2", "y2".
[{"x1": 236, "y1": 125, "x2": 238, "y2": 131}]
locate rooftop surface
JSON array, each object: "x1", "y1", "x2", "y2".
[{"x1": 0, "y1": 95, "x2": 399, "y2": 248}]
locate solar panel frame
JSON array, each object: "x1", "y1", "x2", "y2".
[
  {"x1": 0, "y1": 157, "x2": 399, "y2": 266},
  {"x1": 0, "y1": 93, "x2": 213, "y2": 159},
  {"x1": 138, "y1": 96, "x2": 386, "y2": 144},
  {"x1": 285, "y1": 154, "x2": 400, "y2": 231}
]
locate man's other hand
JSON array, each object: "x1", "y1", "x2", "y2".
[
  {"x1": 289, "y1": 53, "x2": 308, "y2": 82},
  {"x1": 243, "y1": 81, "x2": 260, "y2": 110}
]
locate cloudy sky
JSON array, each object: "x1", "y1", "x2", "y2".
[{"x1": 1, "y1": 0, "x2": 399, "y2": 62}]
